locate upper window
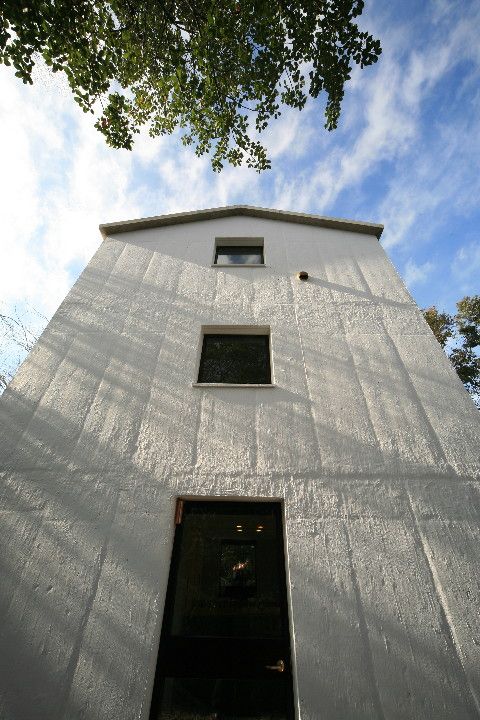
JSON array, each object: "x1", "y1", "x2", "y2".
[
  {"x1": 215, "y1": 246, "x2": 264, "y2": 265},
  {"x1": 214, "y1": 238, "x2": 264, "y2": 265},
  {"x1": 197, "y1": 331, "x2": 271, "y2": 384}
]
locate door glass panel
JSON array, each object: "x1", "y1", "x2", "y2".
[
  {"x1": 159, "y1": 677, "x2": 288, "y2": 719},
  {"x1": 150, "y1": 502, "x2": 294, "y2": 720},
  {"x1": 170, "y1": 505, "x2": 283, "y2": 638}
]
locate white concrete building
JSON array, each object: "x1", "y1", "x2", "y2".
[{"x1": 0, "y1": 206, "x2": 479, "y2": 720}]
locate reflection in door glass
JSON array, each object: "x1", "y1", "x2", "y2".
[
  {"x1": 220, "y1": 541, "x2": 256, "y2": 599},
  {"x1": 170, "y1": 507, "x2": 283, "y2": 639}
]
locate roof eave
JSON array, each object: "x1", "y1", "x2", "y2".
[{"x1": 99, "y1": 205, "x2": 383, "y2": 240}]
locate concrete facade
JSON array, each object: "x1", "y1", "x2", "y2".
[{"x1": 0, "y1": 207, "x2": 479, "y2": 720}]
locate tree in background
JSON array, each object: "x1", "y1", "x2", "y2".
[
  {"x1": 423, "y1": 295, "x2": 480, "y2": 407},
  {"x1": 0, "y1": 308, "x2": 44, "y2": 392},
  {"x1": 0, "y1": 0, "x2": 381, "y2": 171}
]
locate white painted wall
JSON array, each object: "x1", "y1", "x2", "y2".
[{"x1": 0, "y1": 214, "x2": 479, "y2": 720}]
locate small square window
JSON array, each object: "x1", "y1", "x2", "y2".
[
  {"x1": 214, "y1": 239, "x2": 264, "y2": 265},
  {"x1": 197, "y1": 333, "x2": 271, "y2": 384}
]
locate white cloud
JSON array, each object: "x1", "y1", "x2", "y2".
[
  {"x1": 0, "y1": 60, "x2": 272, "y2": 327},
  {"x1": 264, "y1": 0, "x2": 480, "y2": 234},
  {"x1": 379, "y1": 94, "x2": 480, "y2": 251},
  {"x1": 403, "y1": 259, "x2": 435, "y2": 288},
  {"x1": 452, "y1": 241, "x2": 480, "y2": 291},
  {"x1": 0, "y1": 71, "x2": 54, "y2": 310},
  {"x1": 377, "y1": 11, "x2": 480, "y2": 244},
  {"x1": 266, "y1": 24, "x2": 419, "y2": 212},
  {"x1": 263, "y1": 105, "x2": 315, "y2": 161}
]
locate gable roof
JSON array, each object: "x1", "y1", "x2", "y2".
[{"x1": 99, "y1": 205, "x2": 383, "y2": 239}]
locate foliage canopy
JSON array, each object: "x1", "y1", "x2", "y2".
[
  {"x1": 423, "y1": 295, "x2": 480, "y2": 405},
  {"x1": 1, "y1": 0, "x2": 381, "y2": 170}
]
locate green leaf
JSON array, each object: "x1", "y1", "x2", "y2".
[{"x1": 0, "y1": 0, "x2": 381, "y2": 171}]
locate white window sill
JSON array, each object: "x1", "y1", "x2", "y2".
[
  {"x1": 192, "y1": 383, "x2": 276, "y2": 388},
  {"x1": 212, "y1": 264, "x2": 266, "y2": 268}
]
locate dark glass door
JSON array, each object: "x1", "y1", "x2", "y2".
[{"x1": 149, "y1": 501, "x2": 295, "y2": 720}]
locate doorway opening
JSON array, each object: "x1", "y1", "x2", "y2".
[{"x1": 149, "y1": 500, "x2": 295, "y2": 720}]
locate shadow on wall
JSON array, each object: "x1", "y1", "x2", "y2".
[{"x1": 0, "y1": 239, "x2": 479, "y2": 719}]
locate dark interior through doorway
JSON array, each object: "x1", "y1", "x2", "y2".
[{"x1": 149, "y1": 500, "x2": 295, "y2": 720}]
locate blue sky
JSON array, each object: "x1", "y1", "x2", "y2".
[{"x1": 0, "y1": 0, "x2": 479, "y2": 360}]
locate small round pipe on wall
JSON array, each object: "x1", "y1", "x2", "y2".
[{"x1": 297, "y1": 271, "x2": 309, "y2": 281}]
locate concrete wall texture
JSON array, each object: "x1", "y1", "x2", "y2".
[{"x1": 0, "y1": 211, "x2": 479, "y2": 720}]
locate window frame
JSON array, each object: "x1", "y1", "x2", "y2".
[
  {"x1": 212, "y1": 237, "x2": 265, "y2": 267},
  {"x1": 193, "y1": 325, "x2": 275, "y2": 388}
]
